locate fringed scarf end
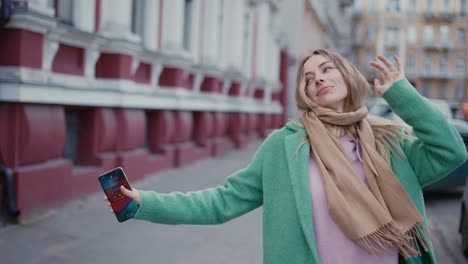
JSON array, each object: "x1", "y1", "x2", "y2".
[{"x1": 355, "y1": 222, "x2": 431, "y2": 260}]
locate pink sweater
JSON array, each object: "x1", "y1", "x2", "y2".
[{"x1": 308, "y1": 135, "x2": 398, "y2": 264}]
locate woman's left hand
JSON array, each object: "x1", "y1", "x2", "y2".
[{"x1": 370, "y1": 55, "x2": 405, "y2": 95}]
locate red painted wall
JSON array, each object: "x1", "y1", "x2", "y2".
[
  {"x1": 52, "y1": 44, "x2": 85, "y2": 75},
  {"x1": 0, "y1": 29, "x2": 43, "y2": 68},
  {"x1": 134, "y1": 63, "x2": 151, "y2": 84},
  {"x1": 95, "y1": 53, "x2": 133, "y2": 79},
  {"x1": 201, "y1": 77, "x2": 222, "y2": 93}
]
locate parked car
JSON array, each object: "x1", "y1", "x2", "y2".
[
  {"x1": 459, "y1": 181, "x2": 468, "y2": 257},
  {"x1": 367, "y1": 98, "x2": 468, "y2": 192}
]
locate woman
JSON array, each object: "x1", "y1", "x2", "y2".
[{"x1": 106, "y1": 49, "x2": 467, "y2": 263}]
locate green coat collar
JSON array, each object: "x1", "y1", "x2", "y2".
[{"x1": 283, "y1": 127, "x2": 320, "y2": 263}]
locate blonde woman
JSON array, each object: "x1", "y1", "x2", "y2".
[{"x1": 106, "y1": 49, "x2": 467, "y2": 264}]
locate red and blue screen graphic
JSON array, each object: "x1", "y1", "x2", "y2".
[{"x1": 99, "y1": 169, "x2": 139, "y2": 222}]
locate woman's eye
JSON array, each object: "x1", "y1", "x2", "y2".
[{"x1": 324, "y1": 67, "x2": 331, "y2": 72}]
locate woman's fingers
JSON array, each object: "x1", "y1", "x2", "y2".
[
  {"x1": 377, "y1": 55, "x2": 395, "y2": 71},
  {"x1": 393, "y1": 55, "x2": 403, "y2": 72},
  {"x1": 370, "y1": 61, "x2": 387, "y2": 75}
]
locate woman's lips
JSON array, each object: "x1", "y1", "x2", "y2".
[{"x1": 316, "y1": 86, "x2": 331, "y2": 96}]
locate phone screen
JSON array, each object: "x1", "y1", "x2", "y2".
[{"x1": 98, "y1": 168, "x2": 139, "y2": 222}]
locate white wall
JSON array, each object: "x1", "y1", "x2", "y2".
[
  {"x1": 200, "y1": 0, "x2": 222, "y2": 66},
  {"x1": 73, "y1": 0, "x2": 95, "y2": 33},
  {"x1": 161, "y1": 0, "x2": 185, "y2": 52},
  {"x1": 220, "y1": 0, "x2": 245, "y2": 71},
  {"x1": 142, "y1": 0, "x2": 161, "y2": 51}
]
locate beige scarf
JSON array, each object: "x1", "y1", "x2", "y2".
[{"x1": 302, "y1": 106, "x2": 431, "y2": 259}]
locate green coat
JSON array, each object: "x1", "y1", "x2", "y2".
[{"x1": 134, "y1": 79, "x2": 467, "y2": 264}]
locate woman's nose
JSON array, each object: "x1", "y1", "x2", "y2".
[{"x1": 314, "y1": 76, "x2": 324, "y2": 83}]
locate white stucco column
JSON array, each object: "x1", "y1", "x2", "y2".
[
  {"x1": 221, "y1": 0, "x2": 245, "y2": 71},
  {"x1": 189, "y1": 0, "x2": 202, "y2": 62},
  {"x1": 256, "y1": 3, "x2": 271, "y2": 81},
  {"x1": 73, "y1": 0, "x2": 95, "y2": 33},
  {"x1": 200, "y1": 0, "x2": 221, "y2": 66},
  {"x1": 161, "y1": 0, "x2": 185, "y2": 53},
  {"x1": 399, "y1": 28, "x2": 406, "y2": 66},
  {"x1": 269, "y1": 42, "x2": 280, "y2": 84},
  {"x1": 376, "y1": 25, "x2": 384, "y2": 56},
  {"x1": 242, "y1": 8, "x2": 254, "y2": 79},
  {"x1": 100, "y1": 0, "x2": 137, "y2": 41},
  {"x1": 141, "y1": 0, "x2": 161, "y2": 51}
]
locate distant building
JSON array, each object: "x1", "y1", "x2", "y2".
[
  {"x1": 350, "y1": 0, "x2": 467, "y2": 105},
  {"x1": 278, "y1": 0, "x2": 355, "y2": 118}
]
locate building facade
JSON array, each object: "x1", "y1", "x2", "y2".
[
  {"x1": 0, "y1": 0, "x2": 354, "y2": 220},
  {"x1": 350, "y1": 0, "x2": 467, "y2": 105},
  {"x1": 278, "y1": 0, "x2": 354, "y2": 118}
]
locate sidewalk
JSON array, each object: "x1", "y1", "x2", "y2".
[{"x1": 0, "y1": 140, "x2": 264, "y2": 264}]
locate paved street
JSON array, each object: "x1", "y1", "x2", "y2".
[
  {"x1": 0, "y1": 139, "x2": 466, "y2": 264},
  {"x1": 425, "y1": 192, "x2": 467, "y2": 264}
]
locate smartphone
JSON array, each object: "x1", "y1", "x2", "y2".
[{"x1": 98, "y1": 167, "x2": 139, "y2": 222}]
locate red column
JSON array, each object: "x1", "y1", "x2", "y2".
[
  {"x1": 114, "y1": 109, "x2": 149, "y2": 181},
  {"x1": 211, "y1": 112, "x2": 235, "y2": 156},
  {"x1": 0, "y1": 104, "x2": 73, "y2": 217},
  {"x1": 278, "y1": 49, "x2": 290, "y2": 127},
  {"x1": 146, "y1": 110, "x2": 176, "y2": 172}
]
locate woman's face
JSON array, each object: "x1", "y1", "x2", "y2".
[{"x1": 303, "y1": 55, "x2": 348, "y2": 112}]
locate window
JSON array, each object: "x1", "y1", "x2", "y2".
[
  {"x1": 367, "y1": 25, "x2": 376, "y2": 41},
  {"x1": 457, "y1": 28, "x2": 465, "y2": 44},
  {"x1": 218, "y1": 0, "x2": 224, "y2": 59},
  {"x1": 349, "y1": 53, "x2": 358, "y2": 66},
  {"x1": 438, "y1": 84, "x2": 446, "y2": 99},
  {"x1": 55, "y1": 0, "x2": 74, "y2": 24},
  {"x1": 456, "y1": 85, "x2": 465, "y2": 100},
  {"x1": 462, "y1": 0, "x2": 467, "y2": 16},
  {"x1": 422, "y1": 84, "x2": 430, "y2": 96},
  {"x1": 408, "y1": 0, "x2": 418, "y2": 15},
  {"x1": 64, "y1": 110, "x2": 80, "y2": 163},
  {"x1": 352, "y1": 25, "x2": 361, "y2": 43},
  {"x1": 426, "y1": 0, "x2": 434, "y2": 12},
  {"x1": 385, "y1": 26, "x2": 400, "y2": 46},
  {"x1": 424, "y1": 25, "x2": 433, "y2": 43},
  {"x1": 242, "y1": 10, "x2": 251, "y2": 73},
  {"x1": 366, "y1": 51, "x2": 374, "y2": 68},
  {"x1": 368, "y1": 0, "x2": 377, "y2": 14},
  {"x1": 353, "y1": 0, "x2": 362, "y2": 12},
  {"x1": 183, "y1": 0, "x2": 194, "y2": 51},
  {"x1": 384, "y1": 50, "x2": 394, "y2": 61},
  {"x1": 442, "y1": 0, "x2": 452, "y2": 13},
  {"x1": 406, "y1": 55, "x2": 416, "y2": 70},
  {"x1": 424, "y1": 56, "x2": 432, "y2": 73},
  {"x1": 407, "y1": 26, "x2": 417, "y2": 43},
  {"x1": 439, "y1": 56, "x2": 448, "y2": 73},
  {"x1": 440, "y1": 26, "x2": 449, "y2": 44},
  {"x1": 385, "y1": 0, "x2": 400, "y2": 12},
  {"x1": 131, "y1": 0, "x2": 144, "y2": 36},
  {"x1": 457, "y1": 58, "x2": 466, "y2": 73}
]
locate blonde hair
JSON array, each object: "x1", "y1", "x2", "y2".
[{"x1": 294, "y1": 49, "x2": 413, "y2": 161}]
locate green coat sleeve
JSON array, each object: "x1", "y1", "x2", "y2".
[
  {"x1": 383, "y1": 78, "x2": 468, "y2": 187},
  {"x1": 133, "y1": 137, "x2": 267, "y2": 225}
]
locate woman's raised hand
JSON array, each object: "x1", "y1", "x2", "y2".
[{"x1": 370, "y1": 55, "x2": 405, "y2": 95}]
